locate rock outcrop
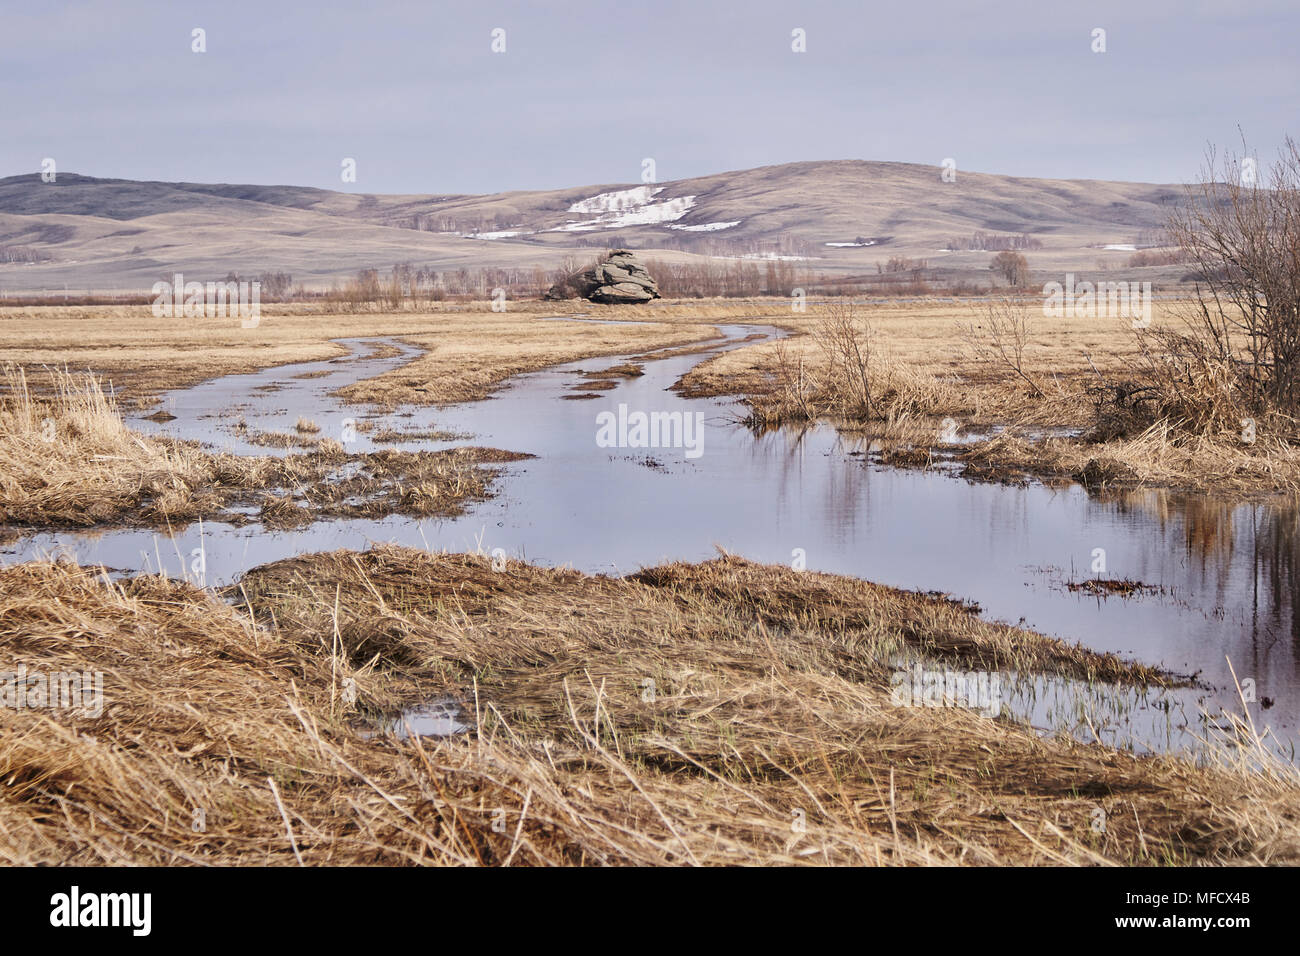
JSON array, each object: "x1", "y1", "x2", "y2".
[{"x1": 544, "y1": 250, "x2": 661, "y2": 303}]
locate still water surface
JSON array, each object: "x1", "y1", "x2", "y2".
[{"x1": 5, "y1": 324, "x2": 1297, "y2": 755}]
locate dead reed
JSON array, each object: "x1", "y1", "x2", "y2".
[
  {"x1": 2, "y1": 548, "x2": 1297, "y2": 865},
  {"x1": 0, "y1": 366, "x2": 517, "y2": 528}
]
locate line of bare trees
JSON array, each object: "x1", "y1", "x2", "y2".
[
  {"x1": 943, "y1": 231, "x2": 1043, "y2": 252},
  {"x1": 641, "y1": 257, "x2": 812, "y2": 298},
  {"x1": 583, "y1": 234, "x2": 820, "y2": 260},
  {"x1": 316, "y1": 262, "x2": 556, "y2": 311},
  {"x1": 880, "y1": 256, "x2": 928, "y2": 273},
  {"x1": 0, "y1": 245, "x2": 51, "y2": 264}
]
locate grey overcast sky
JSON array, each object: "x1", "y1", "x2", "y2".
[{"x1": 2, "y1": 0, "x2": 1297, "y2": 193}]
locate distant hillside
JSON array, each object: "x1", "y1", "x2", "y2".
[{"x1": 0, "y1": 161, "x2": 1190, "y2": 292}]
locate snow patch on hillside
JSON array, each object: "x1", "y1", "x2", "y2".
[
  {"x1": 671, "y1": 220, "x2": 741, "y2": 232},
  {"x1": 556, "y1": 187, "x2": 698, "y2": 230},
  {"x1": 568, "y1": 186, "x2": 663, "y2": 214},
  {"x1": 712, "y1": 253, "x2": 816, "y2": 262}
]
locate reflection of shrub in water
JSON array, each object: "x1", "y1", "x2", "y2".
[{"x1": 1103, "y1": 488, "x2": 1300, "y2": 639}]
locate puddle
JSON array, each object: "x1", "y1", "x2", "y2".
[
  {"x1": 359, "y1": 699, "x2": 468, "y2": 740},
  {"x1": 125, "y1": 337, "x2": 428, "y2": 456},
  {"x1": 4, "y1": 321, "x2": 1300, "y2": 757}
]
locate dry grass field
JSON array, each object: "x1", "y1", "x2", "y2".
[
  {"x1": 3, "y1": 297, "x2": 1295, "y2": 495},
  {"x1": 677, "y1": 298, "x2": 1151, "y2": 405},
  {"x1": 0, "y1": 297, "x2": 1166, "y2": 409},
  {"x1": 0, "y1": 302, "x2": 717, "y2": 409},
  {"x1": 2, "y1": 546, "x2": 1296, "y2": 866}
]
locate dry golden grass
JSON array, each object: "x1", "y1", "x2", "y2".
[
  {"x1": 674, "y1": 299, "x2": 1300, "y2": 494},
  {"x1": 0, "y1": 303, "x2": 718, "y2": 410},
  {"x1": 0, "y1": 366, "x2": 518, "y2": 529},
  {"x1": 2, "y1": 547, "x2": 1297, "y2": 866},
  {"x1": 678, "y1": 298, "x2": 1166, "y2": 423},
  {"x1": 5, "y1": 297, "x2": 1298, "y2": 493},
  {"x1": 960, "y1": 421, "x2": 1300, "y2": 494}
]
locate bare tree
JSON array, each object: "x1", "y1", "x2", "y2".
[
  {"x1": 989, "y1": 251, "x2": 1031, "y2": 287},
  {"x1": 1169, "y1": 135, "x2": 1300, "y2": 417}
]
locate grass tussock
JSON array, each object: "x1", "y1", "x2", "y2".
[
  {"x1": 741, "y1": 307, "x2": 966, "y2": 432},
  {"x1": 2, "y1": 548, "x2": 1297, "y2": 865},
  {"x1": 230, "y1": 424, "x2": 319, "y2": 449},
  {"x1": 0, "y1": 366, "x2": 520, "y2": 529},
  {"x1": 0, "y1": 365, "x2": 230, "y2": 526},
  {"x1": 369, "y1": 426, "x2": 467, "y2": 445},
  {"x1": 960, "y1": 420, "x2": 1300, "y2": 494}
]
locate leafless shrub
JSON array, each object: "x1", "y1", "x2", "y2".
[
  {"x1": 1089, "y1": 135, "x2": 1300, "y2": 445},
  {"x1": 1169, "y1": 136, "x2": 1300, "y2": 418},
  {"x1": 960, "y1": 298, "x2": 1044, "y2": 397},
  {"x1": 771, "y1": 338, "x2": 818, "y2": 421},
  {"x1": 813, "y1": 302, "x2": 876, "y2": 419},
  {"x1": 754, "y1": 305, "x2": 959, "y2": 427}
]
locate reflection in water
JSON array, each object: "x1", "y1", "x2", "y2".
[
  {"x1": 1097, "y1": 489, "x2": 1300, "y2": 706},
  {"x1": 3, "y1": 326, "x2": 1300, "y2": 757},
  {"x1": 359, "y1": 699, "x2": 467, "y2": 740}
]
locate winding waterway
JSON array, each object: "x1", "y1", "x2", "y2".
[{"x1": 4, "y1": 321, "x2": 1298, "y2": 757}]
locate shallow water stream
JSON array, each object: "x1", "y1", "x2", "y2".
[{"x1": 5, "y1": 321, "x2": 1299, "y2": 756}]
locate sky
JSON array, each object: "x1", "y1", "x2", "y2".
[{"x1": 2, "y1": 0, "x2": 1297, "y2": 194}]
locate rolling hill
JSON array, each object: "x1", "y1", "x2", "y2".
[{"x1": 0, "y1": 161, "x2": 1189, "y2": 293}]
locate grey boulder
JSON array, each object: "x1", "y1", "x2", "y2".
[{"x1": 545, "y1": 250, "x2": 661, "y2": 303}]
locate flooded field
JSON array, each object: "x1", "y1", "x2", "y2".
[{"x1": 5, "y1": 323, "x2": 1297, "y2": 757}]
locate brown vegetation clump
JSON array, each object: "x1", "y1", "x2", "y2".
[
  {"x1": 1070, "y1": 135, "x2": 1300, "y2": 464},
  {"x1": 1, "y1": 548, "x2": 1298, "y2": 865},
  {"x1": 0, "y1": 365, "x2": 229, "y2": 526},
  {"x1": 0, "y1": 367, "x2": 518, "y2": 529},
  {"x1": 747, "y1": 304, "x2": 963, "y2": 429},
  {"x1": 1169, "y1": 137, "x2": 1300, "y2": 419}
]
